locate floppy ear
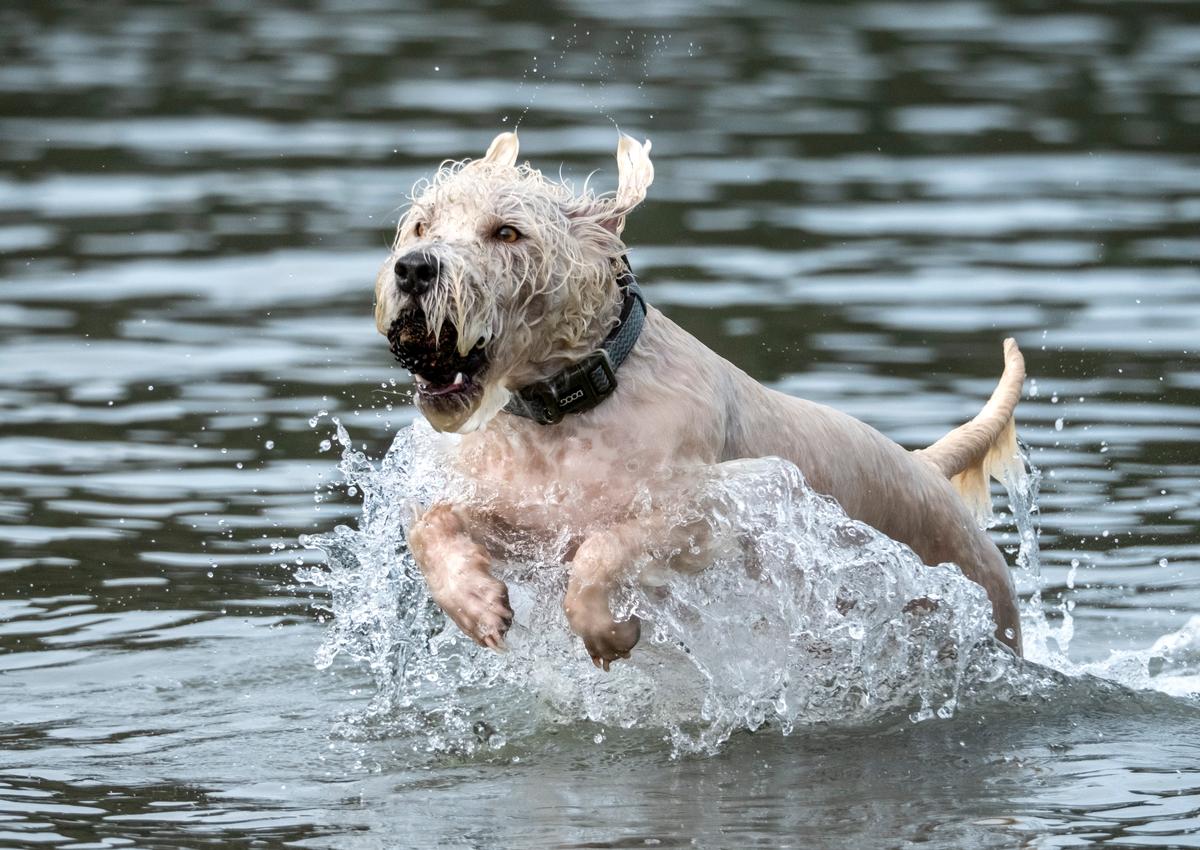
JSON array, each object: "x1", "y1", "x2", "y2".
[
  {"x1": 480, "y1": 131, "x2": 519, "y2": 167},
  {"x1": 599, "y1": 133, "x2": 654, "y2": 236},
  {"x1": 614, "y1": 133, "x2": 654, "y2": 213}
]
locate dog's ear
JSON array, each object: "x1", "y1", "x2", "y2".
[
  {"x1": 480, "y1": 131, "x2": 519, "y2": 167},
  {"x1": 567, "y1": 134, "x2": 654, "y2": 237},
  {"x1": 563, "y1": 133, "x2": 654, "y2": 238},
  {"x1": 597, "y1": 134, "x2": 657, "y2": 237},
  {"x1": 601, "y1": 133, "x2": 654, "y2": 236},
  {"x1": 614, "y1": 133, "x2": 653, "y2": 214}
]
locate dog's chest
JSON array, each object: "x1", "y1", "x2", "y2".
[{"x1": 456, "y1": 425, "x2": 663, "y2": 535}]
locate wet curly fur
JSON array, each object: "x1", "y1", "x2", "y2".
[{"x1": 375, "y1": 143, "x2": 648, "y2": 420}]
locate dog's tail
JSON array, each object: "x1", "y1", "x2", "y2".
[{"x1": 915, "y1": 339, "x2": 1025, "y2": 525}]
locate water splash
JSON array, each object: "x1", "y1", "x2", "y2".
[
  {"x1": 297, "y1": 421, "x2": 1036, "y2": 755},
  {"x1": 990, "y1": 443, "x2": 1200, "y2": 703},
  {"x1": 298, "y1": 420, "x2": 1200, "y2": 756},
  {"x1": 997, "y1": 445, "x2": 1072, "y2": 671},
  {"x1": 510, "y1": 26, "x2": 677, "y2": 130},
  {"x1": 989, "y1": 445, "x2": 1200, "y2": 697}
]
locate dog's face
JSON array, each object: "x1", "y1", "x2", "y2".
[{"x1": 375, "y1": 132, "x2": 654, "y2": 433}]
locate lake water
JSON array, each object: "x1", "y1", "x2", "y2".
[{"x1": 2, "y1": 1, "x2": 1200, "y2": 847}]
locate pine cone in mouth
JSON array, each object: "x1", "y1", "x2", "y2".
[{"x1": 386, "y1": 310, "x2": 486, "y2": 386}]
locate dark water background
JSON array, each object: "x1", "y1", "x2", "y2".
[{"x1": 2, "y1": 1, "x2": 1200, "y2": 847}]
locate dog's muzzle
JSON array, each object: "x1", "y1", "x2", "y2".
[{"x1": 386, "y1": 248, "x2": 489, "y2": 402}]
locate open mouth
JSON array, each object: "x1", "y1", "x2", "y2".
[
  {"x1": 386, "y1": 309, "x2": 488, "y2": 404},
  {"x1": 414, "y1": 372, "x2": 474, "y2": 397}
]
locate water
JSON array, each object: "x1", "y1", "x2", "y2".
[
  {"x1": 2, "y1": 1, "x2": 1200, "y2": 847},
  {"x1": 299, "y1": 422, "x2": 1009, "y2": 755}
]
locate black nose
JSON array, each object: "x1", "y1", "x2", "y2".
[{"x1": 393, "y1": 251, "x2": 438, "y2": 296}]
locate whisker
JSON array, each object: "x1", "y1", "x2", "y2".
[{"x1": 371, "y1": 387, "x2": 414, "y2": 399}]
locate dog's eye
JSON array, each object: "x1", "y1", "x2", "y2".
[
  {"x1": 414, "y1": 221, "x2": 427, "y2": 238},
  {"x1": 494, "y1": 225, "x2": 521, "y2": 243}
]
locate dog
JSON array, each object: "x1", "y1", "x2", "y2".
[{"x1": 374, "y1": 132, "x2": 1025, "y2": 670}]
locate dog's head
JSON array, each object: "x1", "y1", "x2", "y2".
[{"x1": 374, "y1": 132, "x2": 654, "y2": 433}]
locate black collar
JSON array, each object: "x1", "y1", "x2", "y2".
[{"x1": 503, "y1": 259, "x2": 646, "y2": 425}]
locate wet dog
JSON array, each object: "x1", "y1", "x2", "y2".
[{"x1": 375, "y1": 132, "x2": 1025, "y2": 668}]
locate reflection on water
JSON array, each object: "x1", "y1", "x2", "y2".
[{"x1": 1, "y1": 0, "x2": 1199, "y2": 847}]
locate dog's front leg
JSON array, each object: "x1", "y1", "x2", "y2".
[
  {"x1": 408, "y1": 503, "x2": 513, "y2": 650},
  {"x1": 563, "y1": 523, "x2": 646, "y2": 671},
  {"x1": 564, "y1": 478, "x2": 747, "y2": 670}
]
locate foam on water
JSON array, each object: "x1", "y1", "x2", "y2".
[{"x1": 297, "y1": 420, "x2": 1200, "y2": 756}]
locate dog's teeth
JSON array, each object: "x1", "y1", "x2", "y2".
[{"x1": 453, "y1": 372, "x2": 465, "y2": 386}]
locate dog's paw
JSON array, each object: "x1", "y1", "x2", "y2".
[
  {"x1": 583, "y1": 615, "x2": 641, "y2": 672},
  {"x1": 430, "y1": 556, "x2": 514, "y2": 650},
  {"x1": 564, "y1": 585, "x2": 640, "y2": 671}
]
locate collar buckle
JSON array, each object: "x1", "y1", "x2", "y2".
[
  {"x1": 572, "y1": 349, "x2": 617, "y2": 404},
  {"x1": 532, "y1": 350, "x2": 616, "y2": 425}
]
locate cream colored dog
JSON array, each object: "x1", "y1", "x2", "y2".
[{"x1": 375, "y1": 132, "x2": 1026, "y2": 669}]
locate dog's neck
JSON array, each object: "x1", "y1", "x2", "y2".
[{"x1": 502, "y1": 259, "x2": 645, "y2": 426}]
